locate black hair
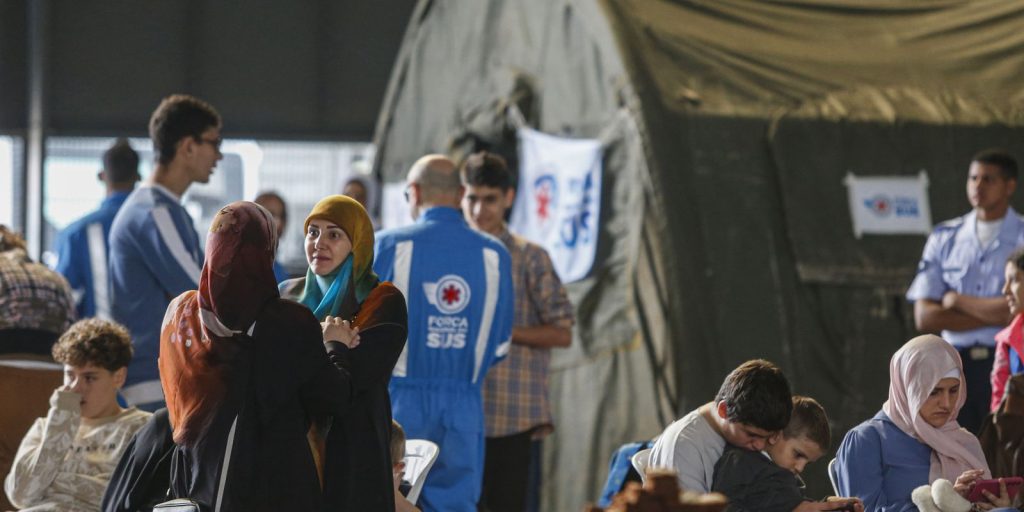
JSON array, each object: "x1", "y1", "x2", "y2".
[
  {"x1": 103, "y1": 138, "x2": 140, "y2": 183},
  {"x1": 1008, "y1": 247, "x2": 1024, "y2": 271},
  {"x1": 460, "y1": 151, "x2": 513, "y2": 192},
  {"x1": 149, "y1": 94, "x2": 222, "y2": 166},
  {"x1": 714, "y1": 359, "x2": 793, "y2": 432},
  {"x1": 972, "y1": 148, "x2": 1019, "y2": 181}
]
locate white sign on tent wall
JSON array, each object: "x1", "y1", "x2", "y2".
[
  {"x1": 510, "y1": 127, "x2": 603, "y2": 283},
  {"x1": 844, "y1": 171, "x2": 932, "y2": 238}
]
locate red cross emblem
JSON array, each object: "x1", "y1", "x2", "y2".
[{"x1": 442, "y1": 284, "x2": 461, "y2": 305}]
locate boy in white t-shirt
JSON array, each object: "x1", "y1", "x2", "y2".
[{"x1": 4, "y1": 319, "x2": 152, "y2": 512}]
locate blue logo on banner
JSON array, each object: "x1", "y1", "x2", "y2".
[
  {"x1": 864, "y1": 195, "x2": 920, "y2": 218},
  {"x1": 561, "y1": 172, "x2": 595, "y2": 248}
]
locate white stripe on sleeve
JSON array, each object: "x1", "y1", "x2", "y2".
[
  {"x1": 152, "y1": 205, "x2": 202, "y2": 285},
  {"x1": 472, "y1": 247, "x2": 500, "y2": 384},
  {"x1": 86, "y1": 222, "x2": 111, "y2": 319},
  {"x1": 391, "y1": 241, "x2": 414, "y2": 378}
]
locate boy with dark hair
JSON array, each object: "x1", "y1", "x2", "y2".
[
  {"x1": 649, "y1": 359, "x2": 793, "y2": 492},
  {"x1": 712, "y1": 396, "x2": 862, "y2": 512},
  {"x1": 5, "y1": 318, "x2": 152, "y2": 511},
  {"x1": 109, "y1": 94, "x2": 223, "y2": 410},
  {"x1": 460, "y1": 151, "x2": 575, "y2": 512},
  {"x1": 148, "y1": 94, "x2": 223, "y2": 167}
]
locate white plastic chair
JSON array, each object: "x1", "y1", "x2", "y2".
[
  {"x1": 828, "y1": 457, "x2": 840, "y2": 495},
  {"x1": 404, "y1": 439, "x2": 439, "y2": 505},
  {"x1": 631, "y1": 447, "x2": 652, "y2": 483}
]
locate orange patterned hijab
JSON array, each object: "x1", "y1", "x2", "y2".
[{"x1": 160, "y1": 201, "x2": 279, "y2": 445}]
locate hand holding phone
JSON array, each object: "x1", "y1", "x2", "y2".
[{"x1": 968, "y1": 477, "x2": 1023, "y2": 503}]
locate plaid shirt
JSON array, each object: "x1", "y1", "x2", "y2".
[
  {"x1": 483, "y1": 229, "x2": 574, "y2": 438},
  {"x1": 0, "y1": 248, "x2": 75, "y2": 334}
]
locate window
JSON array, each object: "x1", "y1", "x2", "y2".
[
  {"x1": 253, "y1": 141, "x2": 375, "y2": 275},
  {"x1": 42, "y1": 137, "x2": 375, "y2": 279},
  {"x1": 0, "y1": 136, "x2": 20, "y2": 228}
]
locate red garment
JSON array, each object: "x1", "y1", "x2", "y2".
[
  {"x1": 159, "y1": 201, "x2": 279, "y2": 446},
  {"x1": 991, "y1": 314, "x2": 1024, "y2": 412}
]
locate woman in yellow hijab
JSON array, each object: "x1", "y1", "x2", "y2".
[{"x1": 280, "y1": 194, "x2": 408, "y2": 511}]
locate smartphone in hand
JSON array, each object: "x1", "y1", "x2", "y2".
[{"x1": 968, "y1": 477, "x2": 1024, "y2": 503}]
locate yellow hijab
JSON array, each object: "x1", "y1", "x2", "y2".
[{"x1": 303, "y1": 194, "x2": 378, "y2": 304}]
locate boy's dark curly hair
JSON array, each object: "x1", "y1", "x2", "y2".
[{"x1": 51, "y1": 318, "x2": 133, "y2": 371}]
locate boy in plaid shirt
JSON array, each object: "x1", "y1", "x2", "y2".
[{"x1": 460, "y1": 151, "x2": 575, "y2": 512}]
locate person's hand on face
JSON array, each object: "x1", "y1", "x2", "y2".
[{"x1": 322, "y1": 316, "x2": 360, "y2": 348}]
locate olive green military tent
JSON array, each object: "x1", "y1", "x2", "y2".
[{"x1": 371, "y1": 1, "x2": 1024, "y2": 509}]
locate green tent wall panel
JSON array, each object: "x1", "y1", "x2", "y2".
[{"x1": 373, "y1": 0, "x2": 1024, "y2": 508}]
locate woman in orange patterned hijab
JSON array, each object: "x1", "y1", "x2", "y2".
[{"x1": 159, "y1": 201, "x2": 354, "y2": 510}]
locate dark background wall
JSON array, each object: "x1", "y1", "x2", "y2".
[
  {"x1": 0, "y1": 1, "x2": 28, "y2": 133},
  {"x1": 0, "y1": 0, "x2": 417, "y2": 139}
]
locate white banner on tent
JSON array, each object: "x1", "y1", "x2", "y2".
[
  {"x1": 510, "y1": 127, "x2": 603, "y2": 282},
  {"x1": 844, "y1": 171, "x2": 932, "y2": 238},
  {"x1": 381, "y1": 182, "x2": 413, "y2": 230}
]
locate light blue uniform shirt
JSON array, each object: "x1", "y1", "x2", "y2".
[
  {"x1": 53, "y1": 191, "x2": 131, "y2": 319},
  {"x1": 109, "y1": 184, "x2": 203, "y2": 407},
  {"x1": 906, "y1": 208, "x2": 1024, "y2": 348},
  {"x1": 837, "y1": 411, "x2": 1015, "y2": 512},
  {"x1": 836, "y1": 411, "x2": 930, "y2": 512}
]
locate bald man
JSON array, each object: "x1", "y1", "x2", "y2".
[{"x1": 374, "y1": 155, "x2": 514, "y2": 512}]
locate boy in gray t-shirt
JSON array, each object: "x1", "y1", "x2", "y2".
[{"x1": 648, "y1": 359, "x2": 792, "y2": 493}]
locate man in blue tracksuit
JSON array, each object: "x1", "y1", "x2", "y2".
[
  {"x1": 109, "y1": 94, "x2": 223, "y2": 410},
  {"x1": 375, "y1": 154, "x2": 514, "y2": 512},
  {"x1": 53, "y1": 138, "x2": 140, "y2": 320}
]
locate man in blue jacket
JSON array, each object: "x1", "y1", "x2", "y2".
[
  {"x1": 108, "y1": 94, "x2": 222, "y2": 410},
  {"x1": 375, "y1": 154, "x2": 514, "y2": 512},
  {"x1": 53, "y1": 138, "x2": 140, "y2": 320}
]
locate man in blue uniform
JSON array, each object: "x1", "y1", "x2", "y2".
[
  {"x1": 108, "y1": 95, "x2": 222, "y2": 410},
  {"x1": 908, "y1": 148, "x2": 1024, "y2": 434},
  {"x1": 375, "y1": 154, "x2": 514, "y2": 512},
  {"x1": 53, "y1": 138, "x2": 140, "y2": 319}
]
